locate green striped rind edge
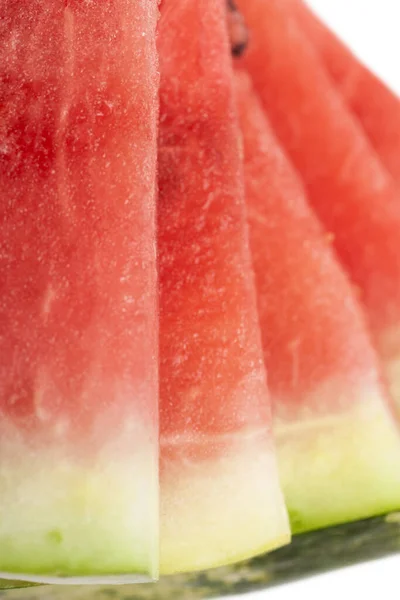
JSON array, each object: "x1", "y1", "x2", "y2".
[{"x1": 2, "y1": 513, "x2": 400, "y2": 598}]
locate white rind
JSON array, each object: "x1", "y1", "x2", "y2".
[
  {"x1": 276, "y1": 387, "x2": 400, "y2": 532},
  {"x1": 160, "y1": 429, "x2": 290, "y2": 575},
  {"x1": 0, "y1": 418, "x2": 158, "y2": 583}
]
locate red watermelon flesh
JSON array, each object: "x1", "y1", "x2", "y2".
[
  {"x1": 0, "y1": 0, "x2": 159, "y2": 582},
  {"x1": 234, "y1": 68, "x2": 400, "y2": 532},
  {"x1": 292, "y1": 0, "x2": 400, "y2": 186},
  {"x1": 237, "y1": 0, "x2": 400, "y2": 411},
  {"x1": 157, "y1": 0, "x2": 290, "y2": 575}
]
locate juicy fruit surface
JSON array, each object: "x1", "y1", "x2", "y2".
[
  {"x1": 157, "y1": 0, "x2": 289, "y2": 574},
  {"x1": 235, "y1": 68, "x2": 400, "y2": 532},
  {"x1": 0, "y1": 0, "x2": 159, "y2": 581},
  {"x1": 293, "y1": 0, "x2": 400, "y2": 185},
  {"x1": 238, "y1": 0, "x2": 400, "y2": 411}
]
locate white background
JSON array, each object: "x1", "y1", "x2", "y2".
[
  {"x1": 228, "y1": 1, "x2": 400, "y2": 599},
  {"x1": 305, "y1": 0, "x2": 400, "y2": 94}
]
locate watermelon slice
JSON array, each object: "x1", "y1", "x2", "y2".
[
  {"x1": 234, "y1": 67, "x2": 400, "y2": 533},
  {"x1": 293, "y1": 0, "x2": 400, "y2": 185},
  {"x1": 157, "y1": 0, "x2": 290, "y2": 575},
  {"x1": 0, "y1": 0, "x2": 159, "y2": 583},
  {"x1": 237, "y1": 0, "x2": 400, "y2": 411}
]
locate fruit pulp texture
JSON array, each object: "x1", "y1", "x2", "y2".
[
  {"x1": 0, "y1": 0, "x2": 159, "y2": 582},
  {"x1": 235, "y1": 68, "x2": 400, "y2": 532},
  {"x1": 237, "y1": 0, "x2": 400, "y2": 411},
  {"x1": 157, "y1": 0, "x2": 290, "y2": 575},
  {"x1": 292, "y1": 0, "x2": 400, "y2": 185}
]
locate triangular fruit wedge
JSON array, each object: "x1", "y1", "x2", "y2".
[
  {"x1": 0, "y1": 1, "x2": 159, "y2": 582},
  {"x1": 235, "y1": 68, "x2": 400, "y2": 533},
  {"x1": 237, "y1": 0, "x2": 400, "y2": 410},
  {"x1": 292, "y1": 0, "x2": 400, "y2": 185},
  {"x1": 157, "y1": 0, "x2": 290, "y2": 575}
]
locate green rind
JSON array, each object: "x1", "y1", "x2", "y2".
[{"x1": 2, "y1": 513, "x2": 400, "y2": 598}]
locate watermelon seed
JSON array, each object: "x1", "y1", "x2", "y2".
[{"x1": 227, "y1": 0, "x2": 249, "y2": 58}]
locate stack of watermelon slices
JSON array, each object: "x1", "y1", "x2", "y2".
[{"x1": 2, "y1": 0, "x2": 400, "y2": 587}]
